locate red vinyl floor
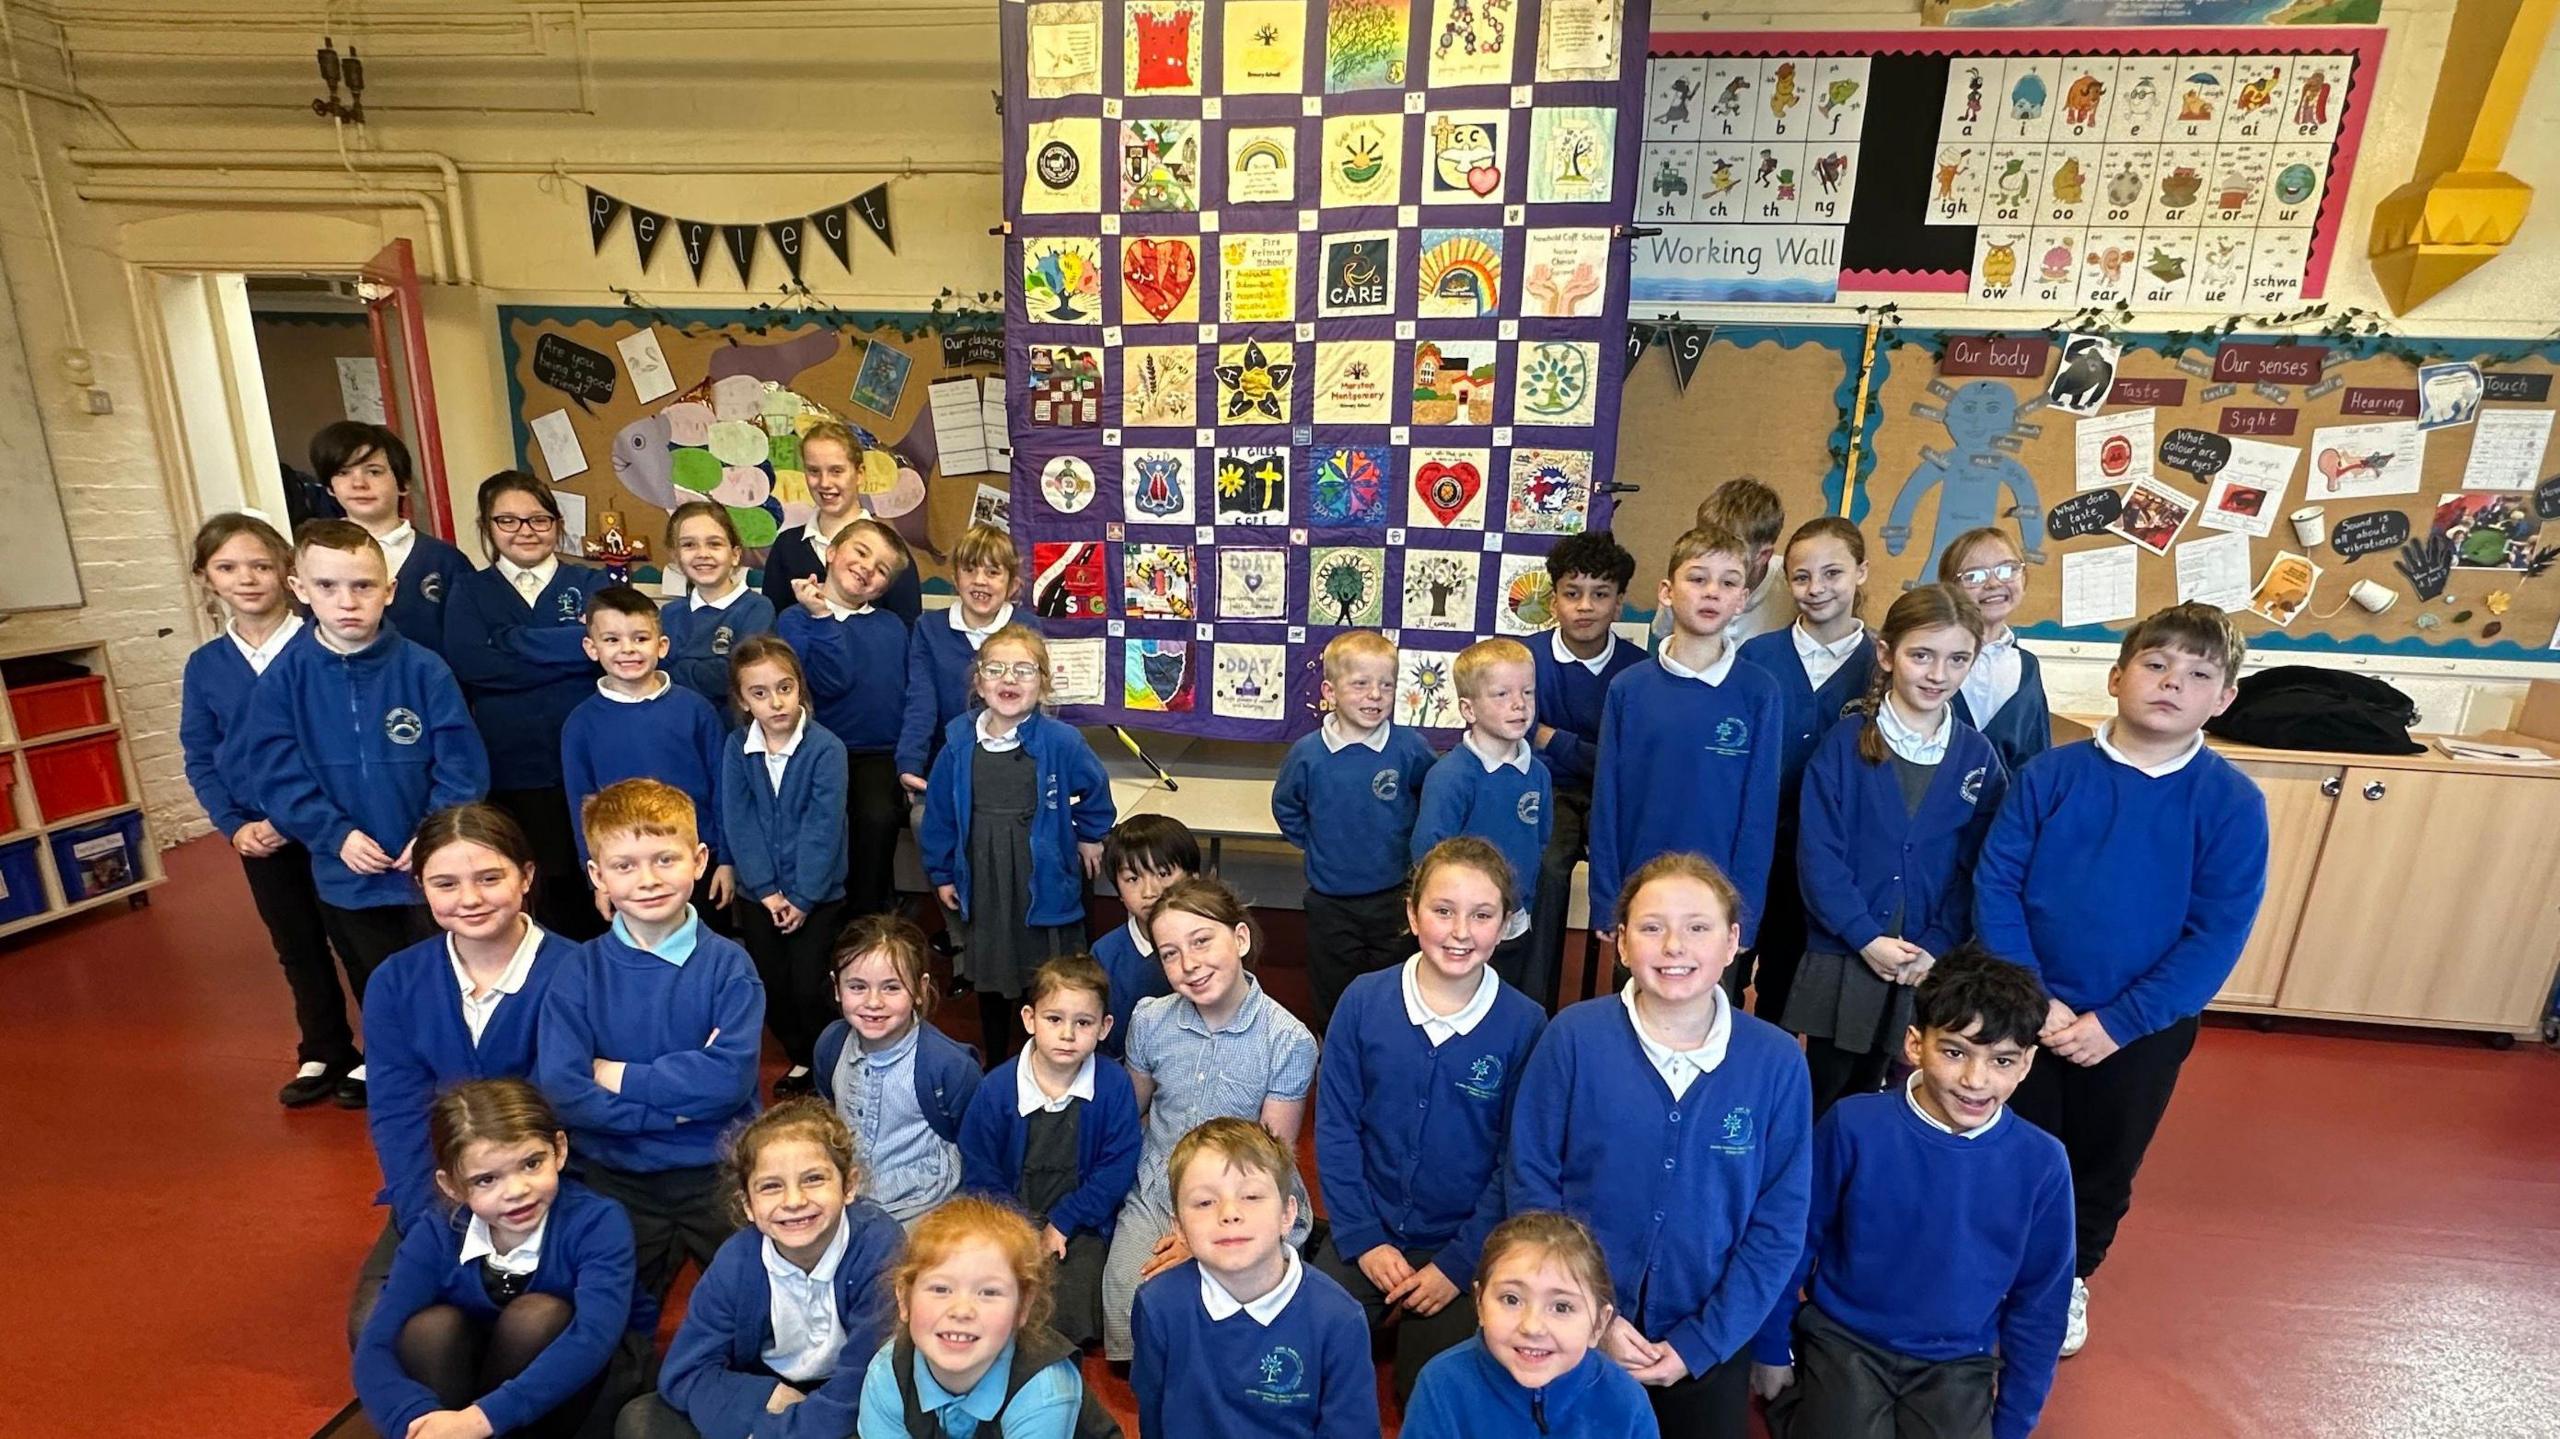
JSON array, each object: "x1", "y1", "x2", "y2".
[{"x1": 2, "y1": 835, "x2": 2556, "y2": 1438}]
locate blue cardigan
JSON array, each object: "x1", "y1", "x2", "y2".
[
  {"x1": 895, "y1": 606, "x2": 1043, "y2": 780},
  {"x1": 1955, "y1": 646, "x2": 2053, "y2": 778},
  {"x1": 919, "y1": 711, "x2": 1116, "y2": 928},
  {"x1": 660, "y1": 587, "x2": 777, "y2": 719},
  {"x1": 956, "y1": 1054, "x2": 1143, "y2": 1239},
  {"x1": 1402, "y1": 1338, "x2": 1658, "y2": 1439},
  {"x1": 443, "y1": 562, "x2": 607, "y2": 792},
  {"x1": 812, "y1": 1018, "x2": 982, "y2": 1144},
  {"x1": 1736, "y1": 626, "x2": 1878, "y2": 817},
  {"x1": 387, "y1": 530, "x2": 471, "y2": 659},
  {"x1": 363, "y1": 926, "x2": 577, "y2": 1225},
  {"x1": 656, "y1": 1202, "x2": 907, "y2": 1439},
  {"x1": 1794, "y1": 715, "x2": 2007, "y2": 962},
  {"x1": 719, "y1": 719, "x2": 850, "y2": 912},
  {"x1": 353, "y1": 1181, "x2": 642, "y2": 1439},
  {"x1": 179, "y1": 624, "x2": 313, "y2": 837},
  {"x1": 1089, "y1": 918, "x2": 1169, "y2": 1062}
]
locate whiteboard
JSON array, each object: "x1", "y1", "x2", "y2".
[{"x1": 0, "y1": 252, "x2": 82, "y2": 612}]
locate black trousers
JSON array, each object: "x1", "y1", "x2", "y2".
[
  {"x1": 238, "y1": 843, "x2": 357, "y2": 1068},
  {"x1": 1523, "y1": 785, "x2": 1595, "y2": 1012},
  {"x1": 2006, "y1": 1013, "x2": 2200, "y2": 1279},
  {"x1": 494, "y1": 785, "x2": 607, "y2": 941},
  {"x1": 844, "y1": 750, "x2": 903, "y2": 916},
  {"x1": 316, "y1": 902, "x2": 435, "y2": 1018},
  {"x1": 1805, "y1": 1038, "x2": 1896, "y2": 1122},
  {"x1": 1732, "y1": 843, "x2": 1808, "y2": 1022},
  {"x1": 582, "y1": 1161, "x2": 739, "y2": 1303},
  {"x1": 737, "y1": 895, "x2": 845, "y2": 1069},
  {"x1": 1303, "y1": 884, "x2": 1410, "y2": 1035},
  {"x1": 1309, "y1": 1234, "x2": 1477, "y2": 1406},
  {"x1": 1647, "y1": 1345, "x2": 1753, "y2": 1439},
  {"x1": 1768, "y1": 1301, "x2": 1997, "y2": 1439}
]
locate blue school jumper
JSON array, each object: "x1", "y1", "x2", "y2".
[
  {"x1": 919, "y1": 710, "x2": 1116, "y2": 926},
  {"x1": 559, "y1": 679, "x2": 730, "y2": 864},
  {"x1": 1753, "y1": 1091, "x2": 2075, "y2": 1439},
  {"x1": 364, "y1": 927, "x2": 577, "y2": 1225},
  {"x1": 1506, "y1": 996, "x2": 1812, "y2": 1375},
  {"x1": 353, "y1": 1181, "x2": 644, "y2": 1439},
  {"x1": 656, "y1": 1201, "x2": 907, "y2": 1439},
  {"x1": 1955, "y1": 645, "x2": 2053, "y2": 777},
  {"x1": 1586, "y1": 655, "x2": 1787, "y2": 944},
  {"x1": 659, "y1": 586, "x2": 776, "y2": 719},
  {"x1": 1315, "y1": 966, "x2": 1547, "y2": 1287},
  {"x1": 774, "y1": 604, "x2": 910, "y2": 753},
  {"x1": 1972, "y1": 738, "x2": 2270, "y2": 1044},
  {"x1": 1089, "y1": 917, "x2": 1169, "y2": 1063},
  {"x1": 179, "y1": 624, "x2": 314, "y2": 838},
  {"x1": 386, "y1": 530, "x2": 470, "y2": 658},
  {"x1": 1411, "y1": 739, "x2": 1553, "y2": 912},
  {"x1": 237, "y1": 631, "x2": 489, "y2": 909},
  {"x1": 1532, "y1": 632, "x2": 1648, "y2": 794},
  {"x1": 1272, "y1": 721, "x2": 1440, "y2": 899},
  {"x1": 444, "y1": 562, "x2": 607, "y2": 792},
  {"x1": 535, "y1": 916, "x2": 764, "y2": 1173},
  {"x1": 719, "y1": 718, "x2": 849, "y2": 911},
  {"x1": 759, "y1": 522, "x2": 923, "y2": 624},
  {"x1": 1402, "y1": 1338, "x2": 1658, "y2": 1439},
  {"x1": 1794, "y1": 715, "x2": 2007, "y2": 962},
  {"x1": 811, "y1": 1018, "x2": 982, "y2": 1144},
  {"x1": 894, "y1": 605, "x2": 1042, "y2": 781},
  {"x1": 956, "y1": 1054, "x2": 1143, "y2": 1238},
  {"x1": 1132, "y1": 1259, "x2": 1381, "y2": 1439}
]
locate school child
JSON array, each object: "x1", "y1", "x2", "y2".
[
  {"x1": 353, "y1": 1079, "x2": 642, "y2": 1439},
  {"x1": 896, "y1": 523, "x2": 1036, "y2": 801},
  {"x1": 239, "y1": 520, "x2": 491, "y2": 1110},
  {"x1": 1507, "y1": 853, "x2": 1813, "y2": 1439},
  {"x1": 313, "y1": 420, "x2": 468, "y2": 657},
  {"x1": 1972, "y1": 601, "x2": 2268, "y2": 1357},
  {"x1": 1786, "y1": 586, "x2": 2006, "y2": 1117},
  {"x1": 355, "y1": 804, "x2": 579, "y2": 1343},
  {"x1": 1525, "y1": 531, "x2": 1644, "y2": 1013},
  {"x1": 1400, "y1": 1212, "x2": 1657, "y2": 1439},
  {"x1": 536, "y1": 778, "x2": 765, "y2": 1301},
  {"x1": 811, "y1": 914, "x2": 983, "y2": 1224},
  {"x1": 719, "y1": 635, "x2": 849, "y2": 1097},
  {"x1": 1939, "y1": 526, "x2": 2053, "y2": 776},
  {"x1": 560, "y1": 585, "x2": 731, "y2": 901},
  {"x1": 619, "y1": 1099, "x2": 908, "y2": 1439},
  {"x1": 1412, "y1": 637, "x2": 1552, "y2": 991},
  {"x1": 856, "y1": 1196, "x2": 1122, "y2": 1438},
  {"x1": 1272, "y1": 630, "x2": 1440, "y2": 1030},
  {"x1": 919, "y1": 624, "x2": 1115, "y2": 1065},
  {"x1": 1653, "y1": 478, "x2": 1785, "y2": 649},
  {"x1": 1588, "y1": 526, "x2": 1787, "y2": 960},
  {"x1": 1101, "y1": 878, "x2": 1318, "y2": 1362},
  {"x1": 1131, "y1": 1118, "x2": 1379, "y2": 1439},
  {"x1": 1736, "y1": 518, "x2": 1879, "y2": 1022},
  {"x1": 1089, "y1": 815, "x2": 1195, "y2": 1062},
  {"x1": 956, "y1": 955, "x2": 1142, "y2": 1348},
  {"x1": 1313, "y1": 837, "x2": 1548, "y2": 1402},
  {"x1": 180, "y1": 512, "x2": 345, "y2": 1107},
  {"x1": 1751, "y1": 948, "x2": 2074, "y2": 1439},
  {"x1": 445, "y1": 472, "x2": 610, "y2": 940},
  {"x1": 659, "y1": 501, "x2": 776, "y2": 724},
  {"x1": 774, "y1": 515, "x2": 915, "y2": 918},
  {"x1": 761, "y1": 419, "x2": 924, "y2": 623}
]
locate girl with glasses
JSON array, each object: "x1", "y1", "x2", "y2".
[{"x1": 1936, "y1": 527, "x2": 2053, "y2": 776}]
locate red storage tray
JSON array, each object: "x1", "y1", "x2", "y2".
[
  {"x1": 0, "y1": 753, "x2": 17, "y2": 832},
  {"x1": 8, "y1": 674, "x2": 107, "y2": 740},
  {"x1": 26, "y1": 734, "x2": 126, "y2": 823}
]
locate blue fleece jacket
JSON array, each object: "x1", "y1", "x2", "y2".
[
  {"x1": 919, "y1": 711, "x2": 1116, "y2": 928},
  {"x1": 1315, "y1": 965, "x2": 1546, "y2": 1288},
  {"x1": 656, "y1": 1201, "x2": 906, "y2": 1439},
  {"x1": 444, "y1": 562, "x2": 606, "y2": 791},
  {"x1": 386, "y1": 530, "x2": 470, "y2": 658},
  {"x1": 1955, "y1": 646, "x2": 2053, "y2": 778},
  {"x1": 719, "y1": 719, "x2": 849, "y2": 913},
  {"x1": 1587, "y1": 657, "x2": 1787, "y2": 944},
  {"x1": 1090, "y1": 918, "x2": 1169, "y2": 1063},
  {"x1": 1272, "y1": 723, "x2": 1440, "y2": 898},
  {"x1": 363, "y1": 925, "x2": 576, "y2": 1225},
  {"x1": 1506, "y1": 996, "x2": 1812, "y2": 1376},
  {"x1": 1972, "y1": 738, "x2": 2270, "y2": 1044},
  {"x1": 895, "y1": 606, "x2": 1043, "y2": 781},
  {"x1": 1753, "y1": 1091, "x2": 2074, "y2": 1439},
  {"x1": 237, "y1": 630, "x2": 488, "y2": 908},
  {"x1": 1795, "y1": 715, "x2": 2007, "y2": 962},
  {"x1": 560, "y1": 679, "x2": 730, "y2": 864},
  {"x1": 1402, "y1": 1338, "x2": 1658, "y2": 1439},
  {"x1": 353, "y1": 1181, "x2": 643, "y2": 1439},
  {"x1": 774, "y1": 605, "x2": 909, "y2": 753},
  {"x1": 1531, "y1": 633, "x2": 1647, "y2": 793},
  {"x1": 811, "y1": 1018, "x2": 982, "y2": 1143},
  {"x1": 1411, "y1": 740, "x2": 1553, "y2": 913},
  {"x1": 660, "y1": 587, "x2": 776, "y2": 721},
  {"x1": 956, "y1": 1054, "x2": 1143, "y2": 1239},
  {"x1": 179, "y1": 625, "x2": 312, "y2": 837},
  {"x1": 1132, "y1": 1259, "x2": 1381, "y2": 1439},
  {"x1": 535, "y1": 916, "x2": 764, "y2": 1172}
]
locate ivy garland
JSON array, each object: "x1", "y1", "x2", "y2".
[{"x1": 606, "y1": 281, "x2": 1003, "y2": 345}]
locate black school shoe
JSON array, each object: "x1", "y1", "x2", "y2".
[
  {"x1": 335, "y1": 1070, "x2": 369, "y2": 1109},
  {"x1": 773, "y1": 1066, "x2": 816, "y2": 1098},
  {"x1": 279, "y1": 1063, "x2": 338, "y2": 1108}
]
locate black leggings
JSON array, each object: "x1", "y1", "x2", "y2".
[
  {"x1": 493, "y1": 786, "x2": 608, "y2": 941},
  {"x1": 398, "y1": 1295, "x2": 595, "y2": 1438},
  {"x1": 844, "y1": 751, "x2": 904, "y2": 917}
]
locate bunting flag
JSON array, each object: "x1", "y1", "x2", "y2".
[
  {"x1": 813, "y1": 206, "x2": 852, "y2": 271},
  {"x1": 851, "y1": 184, "x2": 896, "y2": 254},
  {"x1": 679, "y1": 220, "x2": 715, "y2": 281},
  {"x1": 586, "y1": 188, "x2": 623, "y2": 252},
  {"x1": 1626, "y1": 322, "x2": 1660, "y2": 378},
  {"x1": 1666, "y1": 323, "x2": 1715, "y2": 394},
  {"x1": 630, "y1": 208, "x2": 666, "y2": 269},
  {"x1": 766, "y1": 217, "x2": 807, "y2": 282},
  {"x1": 721, "y1": 224, "x2": 760, "y2": 284}
]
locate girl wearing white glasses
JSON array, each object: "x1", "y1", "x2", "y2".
[{"x1": 1938, "y1": 526, "x2": 2052, "y2": 775}]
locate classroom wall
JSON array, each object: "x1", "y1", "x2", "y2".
[
  {"x1": 249, "y1": 309, "x2": 371, "y2": 477},
  {"x1": 0, "y1": 0, "x2": 2549, "y2": 843}
]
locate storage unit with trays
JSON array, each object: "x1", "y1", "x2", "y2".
[{"x1": 0, "y1": 640, "x2": 162, "y2": 936}]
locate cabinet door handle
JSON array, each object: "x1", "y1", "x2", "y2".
[
  {"x1": 2320, "y1": 776, "x2": 2343, "y2": 797},
  {"x1": 2363, "y1": 780, "x2": 2387, "y2": 801}
]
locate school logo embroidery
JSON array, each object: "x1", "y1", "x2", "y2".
[
  {"x1": 1457, "y1": 1052, "x2": 1504, "y2": 1101},
  {"x1": 553, "y1": 590, "x2": 585, "y2": 623},
  {"x1": 1712, "y1": 1105, "x2": 1756, "y2": 1155},
  {"x1": 1370, "y1": 767, "x2": 1399, "y2": 802},
  {"x1": 383, "y1": 707, "x2": 424, "y2": 746},
  {"x1": 711, "y1": 625, "x2": 735, "y2": 656},
  {"x1": 1247, "y1": 1345, "x2": 1310, "y2": 1406},
  {"x1": 1516, "y1": 791, "x2": 1541, "y2": 826},
  {"x1": 418, "y1": 572, "x2": 444, "y2": 603},
  {"x1": 1712, "y1": 717, "x2": 1749, "y2": 755},
  {"x1": 1961, "y1": 765, "x2": 1987, "y2": 805}
]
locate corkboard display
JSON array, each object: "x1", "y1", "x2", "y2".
[{"x1": 1857, "y1": 329, "x2": 2560, "y2": 660}]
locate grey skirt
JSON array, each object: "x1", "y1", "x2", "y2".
[{"x1": 1782, "y1": 949, "x2": 1918, "y2": 1055}]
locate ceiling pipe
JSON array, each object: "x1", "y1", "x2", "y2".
[
  {"x1": 68, "y1": 147, "x2": 473, "y2": 280},
  {"x1": 71, "y1": 181, "x2": 455, "y2": 283}
]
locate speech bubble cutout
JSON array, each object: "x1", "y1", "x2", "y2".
[
  {"x1": 531, "y1": 334, "x2": 616, "y2": 416},
  {"x1": 2536, "y1": 474, "x2": 2560, "y2": 519},
  {"x1": 2158, "y1": 427, "x2": 2231, "y2": 478},
  {"x1": 2047, "y1": 489, "x2": 2124, "y2": 541},
  {"x1": 2331, "y1": 509, "x2": 2412, "y2": 561}
]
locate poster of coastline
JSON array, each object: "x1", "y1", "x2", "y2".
[{"x1": 1923, "y1": 0, "x2": 2379, "y2": 24}]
